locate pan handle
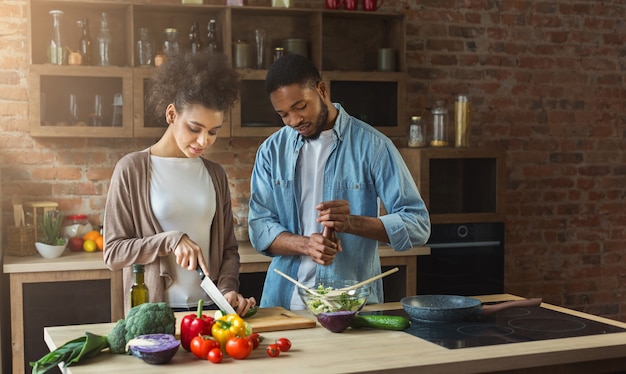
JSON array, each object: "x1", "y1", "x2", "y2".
[{"x1": 481, "y1": 298, "x2": 542, "y2": 315}]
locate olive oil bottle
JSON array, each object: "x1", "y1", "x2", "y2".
[{"x1": 130, "y1": 264, "x2": 149, "y2": 307}]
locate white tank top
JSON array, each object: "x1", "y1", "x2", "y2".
[{"x1": 150, "y1": 155, "x2": 216, "y2": 308}]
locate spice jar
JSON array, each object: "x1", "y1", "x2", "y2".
[
  {"x1": 407, "y1": 115, "x2": 426, "y2": 147},
  {"x1": 62, "y1": 214, "x2": 93, "y2": 238},
  {"x1": 430, "y1": 100, "x2": 450, "y2": 147}
]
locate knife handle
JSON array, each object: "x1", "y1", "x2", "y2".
[{"x1": 196, "y1": 267, "x2": 206, "y2": 280}]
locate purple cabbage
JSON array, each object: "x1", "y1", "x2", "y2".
[{"x1": 126, "y1": 334, "x2": 180, "y2": 364}]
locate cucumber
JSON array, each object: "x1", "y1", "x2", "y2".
[
  {"x1": 244, "y1": 305, "x2": 258, "y2": 319},
  {"x1": 350, "y1": 314, "x2": 410, "y2": 331}
]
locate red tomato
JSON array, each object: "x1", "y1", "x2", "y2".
[
  {"x1": 249, "y1": 333, "x2": 261, "y2": 349},
  {"x1": 266, "y1": 343, "x2": 280, "y2": 357},
  {"x1": 207, "y1": 347, "x2": 223, "y2": 363},
  {"x1": 190, "y1": 335, "x2": 220, "y2": 360},
  {"x1": 225, "y1": 336, "x2": 253, "y2": 360},
  {"x1": 275, "y1": 337, "x2": 291, "y2": 352}
]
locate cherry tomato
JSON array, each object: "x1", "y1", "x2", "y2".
[
  {"x1": 225, "y1": 336, "x2": 253, "y2": 360},
  {"x1": 207, "y1": 347, "x2": 223, "y2": 363},
  {"x1": 249, "y1": 333, "x2": 262, "y2": 349},
  {"x1": 266, "y1": 343, "x2": 280, "y2": 357},
  {"x1": 275, "y1": 337, "x2": 291, "y2": 352}
]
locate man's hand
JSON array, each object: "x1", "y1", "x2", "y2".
[
  {"x1": 306, "y1": 232, "x2": 342, "y2": 266},
  {"x1": 316, "y1": 200, "x2": 351, "y2": 233}
]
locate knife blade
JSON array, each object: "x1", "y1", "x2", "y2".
[{"x1": 196, "y1": 268, "x2": 237, "y2": 315}]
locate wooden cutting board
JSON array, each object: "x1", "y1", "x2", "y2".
[{"x1": 174, "y1": 307, "x2": 316, "y2": 336}]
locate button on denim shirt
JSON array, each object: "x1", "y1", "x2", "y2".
[{"x1": 249, "y1": 104, "x2": 430, "y2": 309}]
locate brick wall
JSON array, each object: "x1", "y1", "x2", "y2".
[{"x1": 1, "y1": 0, "x2": 625, "y2": 323}]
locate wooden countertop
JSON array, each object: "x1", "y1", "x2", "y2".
[
  {"x1": 3, "y1": 242, "x2": 430, "y2": 273},
  {"x1": 43, "y1": 295, "x2": 626, "y2": 374}
]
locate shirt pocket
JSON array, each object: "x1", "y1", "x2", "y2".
[
  {"x1": 334, "y1": 181, "x2": 378, "y2": 216},
  {"x1": 274, "y1": 179, "x2": 296, "y2": 223}
]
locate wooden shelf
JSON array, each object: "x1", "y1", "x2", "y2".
[{"x1": 28, "y1": 2, "x2": 407, "y2": 138}]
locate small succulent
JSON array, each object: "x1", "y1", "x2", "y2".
[{"x1": 38, "y1": 211, "x2": 66, "y2": 246}]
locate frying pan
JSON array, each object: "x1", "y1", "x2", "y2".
[{"x1": 401, "y1": 295, "x2": 542, "y2": 323}]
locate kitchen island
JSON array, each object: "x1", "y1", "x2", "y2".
[
  {"x1": 4, "y1": 242, "x2": 428, "y2": 374},
  {"x1": 44, "y1": 295, "x2": 626, "y2": 374}
]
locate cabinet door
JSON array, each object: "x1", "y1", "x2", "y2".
[
  {"x1": 29, "y1": 65, "x2": 133, "y2": 138},
  {"x1": 325, "y1": 71, "x2": 407, "y2": 137}
]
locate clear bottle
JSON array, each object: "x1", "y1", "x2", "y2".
[
  {"x1": 136, "y1": 27, "x2": 154, "y2": 67},
  {"x1": 189, "y1": 22, "x2": 202, "y2": 56},
  {"x1": 407, "y1": 115, "x2": 426, "y2": 148},
  {"x1": 206, "y1": 19, "x2": 218, "y2": 53},
  {"x1": 77, "y1": 18, "x2": 92, "y2": 66},
  {"x1": 130, "y1": 264, "x2": 149, "y2": 308},
  {"x1": 162, "y1": 28, "x2": 180, "y2": 59},
  {"x1": 430, "y1": 100, "x2": 450, "y2": 147},
  {"x1": 48, "y1": 10, "x2": 65, "y2": 65},
  {"x1": 96, "y1": 12, "x2": 112, "y2": 66}
]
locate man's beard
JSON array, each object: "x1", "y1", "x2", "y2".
[{"x1": 303, "y1": 97, "x2": 329, "y2": 141}]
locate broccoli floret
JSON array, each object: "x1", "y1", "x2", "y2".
[
  {"x1": 107, "y1": 319, "x2": 128, "y2": 354},
  {"x1": 106, "y1": 302, "x2": 176, "y2": 354}
]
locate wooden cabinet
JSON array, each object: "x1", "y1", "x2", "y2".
[
  {"x1": 399, "y1": 148, "x2": 506, "y2": 224},
  {"x1": 28, "y1": 1, "x2": 407, "y2": 138}
]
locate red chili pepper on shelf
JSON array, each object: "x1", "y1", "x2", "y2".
[{"x1": 180, "y1": 299, "x2": 215, "y2": 352}]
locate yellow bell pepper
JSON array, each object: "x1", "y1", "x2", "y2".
[{"x1": 211, "y1": 313, "x2": 249, "y2": 348}]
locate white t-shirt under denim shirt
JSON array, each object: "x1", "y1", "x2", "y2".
[
  {"x1": 290, "y1": 129, "x2": 335, "y2": 309},
  {"x1": 150, "y1": 155, "x2": 216, "y2": 308}
]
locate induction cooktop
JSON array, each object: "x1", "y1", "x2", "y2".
[{"x1": 372, "y1": 304, "x2": 626, "y2": 349}]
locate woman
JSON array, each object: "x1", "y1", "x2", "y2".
[{"x1": 103, "y1": 51, "x2": 255, "y2": 316}]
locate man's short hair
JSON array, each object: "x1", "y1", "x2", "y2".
[{"x1": 265, "y1": 54, "x2": 322, "y2": 94}]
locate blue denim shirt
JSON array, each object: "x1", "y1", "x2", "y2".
[{"x1": 249, "y1": 104, "x2": 430, "y2": 308}]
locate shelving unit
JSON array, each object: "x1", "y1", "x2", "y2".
[{"x1": 28, "y1": 1, "x2": 407, "y2": 138}]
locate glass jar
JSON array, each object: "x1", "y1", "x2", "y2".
[
  {"x1": 430, "y1": 99, "x2": 450, "y2": 147},
  {"x1": 96, "y1": 12, "x2": 112, "y2": 66},
  {"x1": 62, "y1": 214, "x2": 93, "y2": 238},
  {"x1": 407, "y1": 115, "x2": 426, "y2": 147},
  {"x1": 162, "y1": 28, "x2": 180, "y2": 59}
]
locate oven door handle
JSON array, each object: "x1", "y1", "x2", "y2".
[{"x1": 427, "y1": 240, "x2": 501, "y2": 249}]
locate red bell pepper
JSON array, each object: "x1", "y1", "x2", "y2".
[{"x1": 180, "y1": 299, "x2": 215, "y2": 351}]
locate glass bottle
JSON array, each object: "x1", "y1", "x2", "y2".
[
  {"x1": 48, "y1": 10, "x2": 64, "y2": 65},
  {"x1": 162, "y1": 28, "x2": 180, "y2": 59},
  {"x1": 407, "y1": 115, "x2": 426, "y2": 148},
  {"x1": 454, "y1": 94, "x2": 471, "y2": 147},
  {"x1": 77, "y1": 18, "x2": 92, "y2": 66},
  {"x1": 206, "y1": 19, "x2": 218, "y2": 53},
  {"x1": 189, "y1": 22, "x2": 202, "y2": 56},
  {"x1": 136, "y1": 27, "x2": 154, "y2": 67},
  {"x1": 130, "y1": 264, "x2": 149, "y2": 307},
  {"x1": 430, "y1": 100, "x2": 450, "y2": 147},
  {"x1": 96, "y1": 12, "x2": 112, "y2": 66}
]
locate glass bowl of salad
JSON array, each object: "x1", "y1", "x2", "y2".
[{"x1": 298, "y1": 279, "x2": 371, "y2": 316}]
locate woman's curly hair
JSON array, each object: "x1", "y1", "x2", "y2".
[{"x1": 148, "y1": 51, "x2": 240, "y2": 120}]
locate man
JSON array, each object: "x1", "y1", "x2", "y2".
[{"x1": 248, "y1": 54, "x2": 430, "y2": 309}]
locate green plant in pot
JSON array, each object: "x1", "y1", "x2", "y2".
[{"x1": 35, "y1": 211, "x2": 67, "y2": 259}]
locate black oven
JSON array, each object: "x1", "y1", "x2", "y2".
[{"x1": 417, "y1": 222, "x2": 504, "y2": 296}]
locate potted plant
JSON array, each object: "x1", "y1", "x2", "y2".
[{"x1": 35, "y1": 211, "x2": 67, "y2": 258}]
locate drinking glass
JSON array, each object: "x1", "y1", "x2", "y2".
[
  {"x1": 254, "y1": 28, "x2": 266, "y2": 69},
  {"x1": 91, "y1": 94, "x2": 103, "y2": 126},
  {"x1": 69, "y1": 94, "x2": 79, "y2": 125}
]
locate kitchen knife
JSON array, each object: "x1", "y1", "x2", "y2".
[{"x1": 196, "y1": 268, "x2": 237, "y2": 315}]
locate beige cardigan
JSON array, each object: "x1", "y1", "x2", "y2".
[{"x1": 103, "y1": 148, "x2": 240, "y2": 315}]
